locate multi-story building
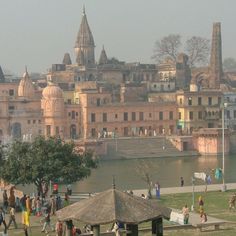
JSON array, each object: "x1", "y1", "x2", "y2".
[{"x1": 176, "y1": 90, "x2": 223, "y2": 134}]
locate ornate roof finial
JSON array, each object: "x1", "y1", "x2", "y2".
[
  {"x1": 112, "y1": 175, "x2": 116, "y2": 189},
  {"x1": 83, "y1": 4, "x2": 85, "y2": 15},
  {"x1": 25, "y1": 65, "x2": 28, "y2": 73}
]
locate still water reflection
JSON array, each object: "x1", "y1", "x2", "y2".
[
  {"x1": 74, "y1": 155, "x2": 236, "y2": 193},
  {"x1": 18, "y1": 155, "x2": 236, "y2": 194}
]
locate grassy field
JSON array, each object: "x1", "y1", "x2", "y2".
[{"x1": 3, "y1": 190, "x2": 236, "y2": 236}]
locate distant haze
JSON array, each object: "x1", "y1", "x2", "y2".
[{"x1": 0, "y1": 0, "x2": 235, "y2": 75}]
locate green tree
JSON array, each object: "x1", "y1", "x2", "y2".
[{"x1": 0, "y1": 136, "x2": 98, "y2": 194}]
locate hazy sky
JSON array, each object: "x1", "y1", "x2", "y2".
[{"x1": 0, "y1": 0, "x2": 235, "y2": 75}]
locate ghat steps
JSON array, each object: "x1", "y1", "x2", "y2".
[{"x1": 102, "y1": 137, "x2": 198, "y2": 159}]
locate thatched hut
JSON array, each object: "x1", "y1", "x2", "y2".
[{"x1": 56, "y1": 188, "x2": 171, "y2": 236}]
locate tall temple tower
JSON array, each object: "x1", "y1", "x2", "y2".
[
  {"x1": 75, "y1": 6, "x2": 95, "y2": 66},
  {"x1": 209, "y1": 22, "x2": 223, "y2": 89}
]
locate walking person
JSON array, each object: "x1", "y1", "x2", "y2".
[
  {"x1": 55, "y1": 220, "x2": 63, "y2": 236},
  {"x1": 182, "y1": 204, "x2": 190, "y2": 224},
  {"x1": 26, "y1": 195, "x2": 31, "y2": 215},
  {"x1": 0, "y1": 207, "x2": 7, "y2": 235},
  {"x1": 56, "y1": 195, "x2": 62, "y2": 211},
  {"x1": 3, "y1": 190, "x2": 8, "y2": 213},
  {"x1": 155, "y1": 182, "x2": 160, "y2": 199},
  {"x1": 7, "y1": 207, "x2": 17, "y2": 229},
  {"x1": 41, "y1": 209, "x2": 54, "y2": 233},
  {"x1": 22, "y1": 210, "x2": 30, "y2": 236},
  {"x1": 200, "y1": 211, "x2": 207, "y2": 223},
  {"x1": 35, "y1": 196, "x2": 41, "y2": 217},
  {"x1": 50, "y1": 195, "x2": 56, "y2": 216},
  {"x1": 198, "y1": 196, "x2": 204, "y2": 213},
  {"x1": 229, "y1": 193, "x2": 236, "y2": 211},
  {"x1": 180, "y1": 177, "x2": 184, "y2": 187}
]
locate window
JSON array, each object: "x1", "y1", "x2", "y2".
[
  {"x1": 46, "y1": 125, "x2": 51, "y2": 136},
  {"x1": 179, "y1": 98, "x2": 183, "y2": 105},
  {"x1": 227, "y1": 110, "x2": 230, "y2": 119},
  {"x1": 68, "y1": 112, "x2": 71, "y2": 117},
  {"x1": 169, "y1": 111, "x2": 173, "y2": 120},
  {"x1": 67, "y1": 99, "x2": 72, "y2": 104},
  {"x1": 72, "y1": 111, "x2": 75, "y2": 119},
  {"x1": 38, "y1": 120, "x2": 41, "y2": 124},
  {"x1": 198, "y1": 111, "x2": 202, "y2": 119},
  {"x1": 189, "y1": 111, "x2": 193, "y2": 120},
  {"x1": 0, "y1": 130, "x2": 3, "y2": 135},
  {"x1": 115, "y1": 114, "x2": 118, "y2": 119},
  {"x1": 149, "y1": 113, "x2": 152, "y2": 118},
  {"x1": 159, "y1": 111, "x2": 163, "y2": 120},
  {"x1": 76, "y1": 112, "x2": 78, "y2": 116},
  {"x1": 188, "y1": 97, "x2": 192, "y2": 106},
  {"x1": 91, "y1": 113, "x2": 96, "y2": 122},
  {"x1": 9, "y1": 106, "x2": 15, "y2": 110},
  {"x1": 124, "y1": 112, "x2": 128, "y2": 121},
  {"x1": 9, "y1": 89, "x2": 14, "y2": 96},
  {"x1": 103, "y1": 113, "x2": 107, "y2": 122},
  {"x1": 97, "y1": 98, "x2": 101, "y2": 106},
  {"x1": 27, "y1": 120, "x2": 31, "y2": 124},
  {"x1": 198, "y1": 97, "x2": 202, "y2": 105},
  {"x1": 234, "y1": 110, "x2": 236, "y2": 119},
  {"x1": 178, "y1": 112, "x2": 182, "y2": 120},
  {"x1": 33, "y1": 120, "x2": 36, "y2": 124},
  {"x1": 208, "y1": 97, "x2": 212, "y2": 106},
  {"x1": 139, "y1": 112, "x2": 144, "y2": 121},
  {"x1": 91, "y1": 128, "x2": 96, "y2": 137},
  {"x1": 218, "y1": 97, "x2": 222, "y2": 105},
  {"x1": 132, "y1": 112, "x2": 136, "y2": 121}
]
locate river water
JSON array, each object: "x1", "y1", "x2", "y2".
[
  {"x1": 72, "y1": 155, "x2": 236, "y2": 193},
  {"x1": 18, "y1": 155, "x2": 236, "y2": 194}
]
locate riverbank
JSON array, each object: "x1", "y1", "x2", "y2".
[{"x1": 133, "y1": 182, "x2": 236, "y2": 197}]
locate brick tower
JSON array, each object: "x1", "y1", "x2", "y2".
[{"x1": 209, "y1": 22, "x2": 223, "y2": 89}]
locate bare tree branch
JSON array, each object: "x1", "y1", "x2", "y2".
[
  {"x1": 152, "y1": 34, "x2": 182, "y2": 63},
  {"x1": 184, "y1": 36, "x2": 210, "y2": 67}
]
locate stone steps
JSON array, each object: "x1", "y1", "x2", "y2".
[{"x1": 103, "y1": 137, "x2": 199, "y2": 159}]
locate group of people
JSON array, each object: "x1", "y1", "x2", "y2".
[
  {"x1": 0, "y1": 188, "x2": 18, "y2": 235},
  {"x1": 181, "y1": 196, "x2": 207, "y2": 225},
  {"x1": 0, "y1": 186, "x2": 72, "y2": 236}
]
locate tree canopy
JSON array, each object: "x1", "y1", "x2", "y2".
[
  {"x1": 0, "y1": 136, "x2": 98, "y2": 193},
  {"x1": 152, "y1": 34, "x2": 210, "y2": 67}
]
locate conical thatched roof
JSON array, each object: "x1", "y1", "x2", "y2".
[{"x1": 56, "y1": 188, "x2": 171, "y2": 225}]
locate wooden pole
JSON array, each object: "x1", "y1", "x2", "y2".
[
  {"x1": 93, "y1": 225, "x2": 100, "y2": 236},
  {"x1": 126, "y1": 224, "x2": 138, "y2": 236},
  {"x1": 152, "y1": 218, "x2": 163, "y2": 236}
]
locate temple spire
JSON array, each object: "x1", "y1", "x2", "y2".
[
  {"x1": 75, "y1": 7, "x2": 95, "y2": 66},
  {"x1": 99, "y1": 45, "x2": 108, "y2": 65}
]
